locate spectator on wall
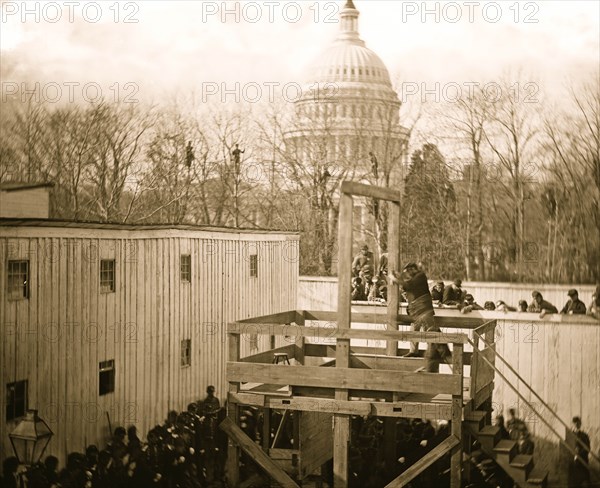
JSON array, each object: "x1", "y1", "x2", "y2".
[
  {"x1": 442, "y1": 279, "x2": 463, "y2": 305},
  {"x1": 588, "y1": 284, "x2": 600, "y2": 320},
  {"x1": 431, "y1": 281, "x2": 444, "y2": 302},
  {"x1": 496, "y1": 300, "x2": 517, "y2": 312},
  {"x1": 560, "y1": 289, "x2": 587, "y2": 315},
  {"x1": 518, "y1": 300, "x2": 528, "y2": 312},
  {"x1": 460, "y1": 294, "x2": 484, "y2": 313},
  {"x1": 527, "y1": 291, "x2": 558, "y2": 317}
]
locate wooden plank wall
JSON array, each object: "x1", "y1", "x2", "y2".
[
  {"x1": 298, "y1": 277, "x2": 597, "y2": 312},
  {"x1": 492, "y1": 318, "x2": 600, "y2": 484},
  {"x1": 0, "y1": 227, "x2": 299, "y2": 466},
  {"x1": 299, "y1": 410, "x2": 334, "y2": 479}
]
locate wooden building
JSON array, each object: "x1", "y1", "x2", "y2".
[
  {"x1": 0, "y1": 218, "x2": 299, "y2": 465},
  {"x1": 0, "y1": 183, "x2": 53, "y2": 219}
]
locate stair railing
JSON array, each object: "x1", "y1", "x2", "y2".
[{"x1": 468, "y1": 336, "x2": 599, "y2": 477}]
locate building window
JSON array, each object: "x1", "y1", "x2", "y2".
[
  {"x1": 100, "y1": 260, "x2": 115, "y2": 293},
  {"x1": 180, "y1": 255, "x2": 191, "y2": 282},
  {"x1": 6, "y1": 380, "x2": 28, "y2": 422},
  {"x1": 250, "y1": 254, "x2": 258, "y2": 278},
  {"x1": 7, "y1": 260, "x2": 29, "y2": 300},
  {"x1": 99, "y1": 360, "x2": 115, "y2": 396},
  {"x1": 181, "y1": 339, "x2": 191, "y2": 367}
]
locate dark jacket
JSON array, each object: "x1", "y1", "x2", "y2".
[
  {"x1": 528, "y1": 299, "x2": 558, "y2": 314},
  {"x1": 560, "y1": 298, "x2": 587, "y2": 314},
  {"x1": 399, "y1": 271, "x2": 434, "y2": 317},
  {"x1": 443, "y1": 285, "x2": 462, "y2": 305},
  {"x1": 574, "y1": 429, "x2": 591, "y2": 465},
  {"x1": 431, "y1": 287, "x2": 444, "y2": 302}
]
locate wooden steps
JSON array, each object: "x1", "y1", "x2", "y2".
[{"x1": 466, "y1": 410, "x2": 548, "y2": 488}]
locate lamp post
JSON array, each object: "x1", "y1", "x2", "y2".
[{"x1": 9, "y1": 409, "x2": 54, "y2": 487}]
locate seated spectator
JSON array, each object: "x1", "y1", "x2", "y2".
[
  {"x1": 431, "y1": 281, "x2": 444, "y2": 302},
  {"x1": 517, "y1": 431, "x2": 535, "y2": 455},
  {"x1": 588, "y1": 284, "x2": 600, "y2": 320},
  {"x1": 368, "y1": 276, "x2": 386, "y2": 302},
  {"x1": 352, "y1": 277, "x2": 366, "y2": 301},
  {"x1": 496, "y1": 300, "x2": 517, "y2": 312},
  {"x1": 43, "y1": 456, "x2": 59, "y2": 486},
  {"x1": 460, "y1": 294, "x2": 484, "y2": 313},
  {"x1": 507, "y1": 408, "x2": 528, "y2": 440},
  {"x1": 528, "y1": 291, "x2": 558, "y2": 317},
  {"x1": 570, "y1": 416, "x2": 591, "y2": 488},
  {"x1": 1, "y1": 457, "x2": 19, "y2": 488},
  {"x1": 484, "y1": 301, "x2": 496, "y2": 310},
  {"x1": 202, "y1": 385, "x2": 221, "y2": 415},
  {"x1": 518, "y1": 299, "x2": 528, "y2": 312},
  {"x1": 352, "y1": 244, "x2": 374, "y2": 278},
  {"x1": 495, "y1": 415, "x2": 510, "y2": 440},
  {"x1": 443, "y1": 279, "x2": 463, "y2": 305},
  {"x1": 561, "y1": 289, "x2": 587, "y2": 315},
  {"x1": 359, "y1": 263, "x2": 374, "y2": 284}
]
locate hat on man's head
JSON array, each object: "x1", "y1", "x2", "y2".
[
  {"x1": 465, "y1": 294, "x2": 474, "y2": 301},
  {"x1": 436, "y1": 281, "x2": 444, "y2": 286},
  {"x1": 454, "y1": 279, "x2": 462, "y2": 286},
  {"x1": 532, "y1": 290, "x2": 542, "y2": 298},
  {"x1": 361, "y1": 244, "x2": 369, "y2": 250},
  {"x1": 403, "y1": 262, "x2": 418, "y2": 271},
  {"x1": 567, "y1": 289, "x2": 578, "y2": 297}
]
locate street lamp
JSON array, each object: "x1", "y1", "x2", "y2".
[{"x1": 9, "y1": 409, "x2": 53, "y2": 466}]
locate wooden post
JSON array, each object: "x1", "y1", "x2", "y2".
[
  {"x1": 384, "y1": 201, "x2": 402, "y2": 470},
  {"x1": 334, "y1": 192, "x2": 353, "y2": 488},
  {"x1": 470, "y1": 332, "x2": 479, "y2": 401},
  {"x1": 451, "y1": 342, "x2": 464, "y2": 488},
  {"x1": 262, "y1": 407, "x2": 271, "y2": 453},
  {"x1": 226, "y1": 331, "x2": 241, "y2": 487},
  {"x1": 386, "y1": 201, "x2": 401, "y2": 356}
]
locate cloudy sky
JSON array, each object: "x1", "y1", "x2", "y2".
[{"x1": 1, "y1": 0, "x2": 598, "y2": 105}]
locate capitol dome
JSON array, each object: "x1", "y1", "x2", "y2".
[
  {"x1": 305, "y1": 0, "x2": 393, "y2": 88},
  {"x1": 309, "y1": 43, "x2": 393, "y2": 87}
]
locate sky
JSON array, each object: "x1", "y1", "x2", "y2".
[{"x1": 1, "y1": 0, "x2": 599, "y2": 106}]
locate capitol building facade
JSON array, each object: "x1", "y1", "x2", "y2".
[{"x1": 283, "y1": 0, "x2": 410, "y2": 242}]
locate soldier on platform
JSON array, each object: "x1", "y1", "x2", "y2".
[{"x1": 390, "y1": 262, "x2": 452, "y2": 372}]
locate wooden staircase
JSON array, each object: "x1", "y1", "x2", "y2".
[{"x1": 465, "y1": 409, "x2": 548, "y2": 488}]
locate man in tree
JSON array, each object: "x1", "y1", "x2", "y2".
[
  {"x1": 560, "y1": 289, "x2": 587, "y2": 315},
  {"x1": 390, "y1": 263, "x2": 451, "y2": 371},
  {"x1": 231, "y1": 143, "x2": 245, "y2": 168}
]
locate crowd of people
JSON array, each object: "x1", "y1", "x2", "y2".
[
  {"x1": 1, "y1": 386, "x2": 228, "y2": 488},
  {"x1": 350, "y1": 244, "x2": 600, "y2": 321}
]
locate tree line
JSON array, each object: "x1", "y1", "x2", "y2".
[{"x1": 1, "y1": 73, "x2": 598, "y2": 283}]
